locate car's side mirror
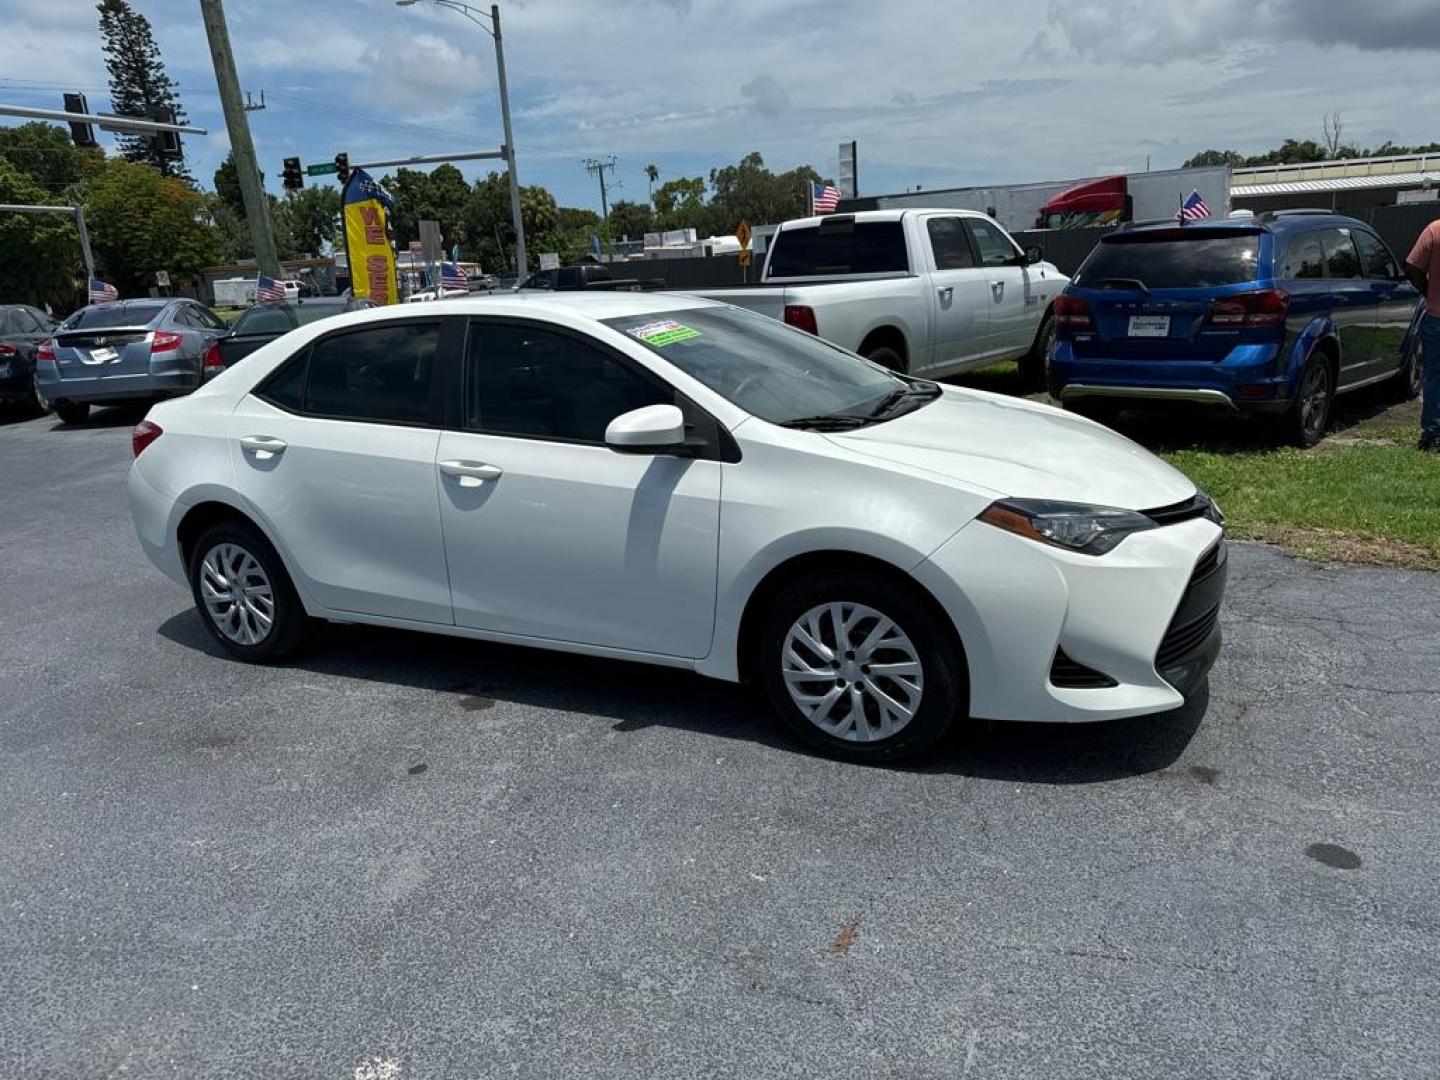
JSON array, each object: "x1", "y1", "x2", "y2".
[
  {"x1": 1024, "y1": 244, "x2": 1045, "y2": 266},
  {"x1": 605, "y1": 403, "x2": 686, "y2": 454}
]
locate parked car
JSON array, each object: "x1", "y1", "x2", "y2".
[
  {"x1": 1048, "y1": 210, "x2": 1426, "y2": 445},
  {"x1": 128, "y1": 293, "x2": 1225, "y2": 763},
  {"x1": 0, "y1": 304, "x2": 59, "y2": 413},
  {"x1": 203, "y1": 297, "x2": 377, "y2": 379},
  {"x1": 519, "y1": 264, "x2": 663, "y2": 292},
  {"x1": 35, "y1": 299, "x2": 230, "y2": 424},
  {"x1": 689, "y1": 208, "x2": 1067, "y2": 386}
]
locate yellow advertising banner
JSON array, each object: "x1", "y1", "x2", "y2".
[{"x1": 341, "y1": 169, "x2": 398, "y2": 305}]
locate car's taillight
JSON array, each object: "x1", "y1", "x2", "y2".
[
  {"x1": 0, "y1": 343, "x2": 16, "y2": 356},
  {"x1": 37, "y1": 339, "x2": 56, "y2": 362},
  {"x1": 1054, "y1": 294, "x2": 1093, "y2": 333},
  {"x1": 1209, "y1": 289, "x2": 1289, "y2": 327},
  {"x1": 132, "y1": 419, "x2": 163, "y2": 458},
  {"x1": 784, "y1": 305, "x2": 818, "y2": 334},
  {"x1": 202, "y1": 342, "x2": 224, "y2": 375},
  {"x1": 150, "y1": 330, "x2": 183, "y2": 352}
]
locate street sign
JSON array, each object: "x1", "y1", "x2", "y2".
[
  {"x1": 736, "y1": 219, "x2": 752, "y2": 250},
  {"x1": 305, "y1": 162, "x2": 338, "y2": 177},
  {"x1": 738, "y1": 249, "x2": 753, "y2": 268},
  {"x1": 539, "y1": 252, "x2": 560, "y2": 270},
  {"x1": 154, "y1": 270, "x2": 170, "y2": 288}
]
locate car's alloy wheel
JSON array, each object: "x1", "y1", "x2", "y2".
[
  {"x1": 199, "y1": 542, "x2": 275, "y2": 645},
  {"x1": 30, "y1": 370, "x2": 52, "y2": 415},
  {"x1": 781, "y1": 601, "x2": 925, "y2": 742},
  {"x1": 1297, "y1": 360, "x2": 1331, "y2": 446}
]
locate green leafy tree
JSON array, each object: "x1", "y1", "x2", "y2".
[
  {"x1": 705, "y1": 152, "x2": 820, "y2": 236},
  {"x1": 0, "y1": 159, "x2": 83, "y2": 308},
  {"x1": 645, "y1": 163, "x2": 659, "y2": 202},
  {"x1": 1182, "y1": 149, "x2": 1246, "y2": 169},
  {"x1": 464, "y1": 172, "x2": 559, "y2": 272},
  {"x1": 203, "y1": 193, "x2": 253, "y2": 264},
  {"x1": 652, "y1": 176, "x2": 707, "y2": 232},
  {"x1": 0, "y1": 122, "x2": 102, "y2": 197},
  {"x1": 384, "y1": 164, "x2": 472, "y2": 251},
  {"x1": 86, "y1": 159, "x2": 215, "y2": 293},
  {"x1": 96, "y1": 0, "x2": 192, "y2": 180},
  {"x1": 607, "y1": 199, "x2": 653, "y2": 242},
  {"x1": 275, "y1": 186, "x2": 341, "y2": 257},
  {"x1": 211, "y1": 152, "x2": 257, "y2": 218}
]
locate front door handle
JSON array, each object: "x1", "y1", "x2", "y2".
[
  {"x1": 239, "y1": 435, "x2": 287, "y2": 459},
  {"x1": 439, "y1": 459, "x2": 503, "y2": 487},
  {"x1": 991, "y1": 281, "x2": 1005, "y2": 300},
  {"x1": 937, "y1": 286, "x2": 953, "y2": 300}
]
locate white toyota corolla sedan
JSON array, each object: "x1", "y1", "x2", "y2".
[{"x1": 128, "y1": 292, "x2": 1226, "y2": 762}]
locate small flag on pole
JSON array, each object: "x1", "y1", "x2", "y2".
[
  {"x1": 811, "y1": 181, "x2": 842, "y2": 214},
  {"x1": 440, "y1": 262, "x2": 467, "y2": 290},
  {"x1": 1178, "y1": 190, "x2": 1211, "y2": 221},
  {"x1": 256, "y1": 274, "x2": 286, "y2": 302},
  {"x1": 88, "y1": 279, "x2": 118, "y2": 303}
]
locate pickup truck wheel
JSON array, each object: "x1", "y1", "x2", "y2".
[
  {"x1": 863, "y1": 344, "x2": 905, "y2": 372},
  {"x1": 1018, "y1": 314, "x2": 1054, "y2": 393}
]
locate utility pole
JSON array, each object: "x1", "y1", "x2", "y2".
[
  {"x1": 583, "y1": 156, "x2": 616, "y2": 221},
  {"x1": 199, "y1": 0, "x2": 280, "y2": 279}
]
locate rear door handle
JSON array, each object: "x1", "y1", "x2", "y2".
[
  {"x1": 239, "y1": 435, "x2": 287, "y2": 459},
  {"x1": 439, "y1": 459, "x2": 503, "y2": 487}
]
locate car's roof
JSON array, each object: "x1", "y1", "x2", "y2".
[
  {"x1": 383, "y1": 290, "x2": 716, "y2": 322},
  {"x1": 1116, "y1": 211, "x2": 1367, "y2": 237},
  {"x1": 778, "y1": 207, "x2": 990, "y2": 229}
]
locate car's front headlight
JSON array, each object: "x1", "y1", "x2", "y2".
[{"x1": 978, "y1": 498, "x2": 1158, "y2": 556}]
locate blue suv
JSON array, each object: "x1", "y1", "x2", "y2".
[{"x1": 1048, "y1": 211, "x2": 1426, "y2": 445}]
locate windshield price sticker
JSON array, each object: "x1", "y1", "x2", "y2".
[{"x1": 627, "y1": 320, "x2": 701, "y2": 347}]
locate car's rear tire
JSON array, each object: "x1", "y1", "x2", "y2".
[
  {"x1": 863, "y1": 344, "x2": 905, "y2": 372},
  {"x1": 188, "y1": 520, "x2": 308, "y2": 663},
  {"x1": 30, "y1": 371, "x2": 52, "y2": 416},
  {"x1": 1283, "y1": 352, "x2": 1333, "y2": 448},
  {"x1": 54, "y1": 401, "x2": 89, "y2": 424},
  {"x1": 1017, "y1": 314, "x2": 1055, "y2": 392},
  {"x1": 1389, "y1": 339, "x2": 1423, "y2": 403},
  {"x1": 757, "y1": 571, "x2": 965, "y2": 763}
]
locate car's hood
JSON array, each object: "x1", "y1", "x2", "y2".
[{"x1": 826, "y1": 387, "x2": 1195, "y2": 510}]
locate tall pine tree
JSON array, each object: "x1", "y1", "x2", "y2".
[{"x1": 96, "y1": 0, "x2": 191, "y2": 181}]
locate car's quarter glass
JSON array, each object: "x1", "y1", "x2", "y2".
[
  {"x1": 228, "y1": 318, "x2": 456, "y2": 624},
  {"x1": 433, "y1": 316, "x2": 722, "y2": 657}
]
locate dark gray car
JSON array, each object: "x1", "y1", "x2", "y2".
[{"x1": 35, "y1": 299, "x2": 230, "y2": 424}]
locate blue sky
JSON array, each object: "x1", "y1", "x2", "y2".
[{"x1": 1, "y1": 0, "x2": 1438, "y2": 214}]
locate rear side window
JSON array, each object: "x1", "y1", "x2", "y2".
[
  {"x1": 236, "y1": 306, "x2": 298, "y2": 334},
  {"x1": 926, "y1": 217, "x2": 976, "y2": 270},
  {"x1": 1320, "y1": 229, "x2": 1361, "y2": 279},
  {"x1": 1280, "y1": 234, "x2": 1325, "y2": 280},
  {"x1": 1352, "y1": 230, "x2": 1399, "y2": 280},
  {"x1": 766, "y1": 221, "x2": 908, "y2": 277},
  {"x1": 1075, "y1": 233, "x2": 1260, "y2": 289},
  {"x1": 260, "y1": 321, "x2": 441, "y2": 425}
]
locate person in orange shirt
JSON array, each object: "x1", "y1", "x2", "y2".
[{"x1": 1404, "y1": 218, "x2": 1440, "y2": 452}]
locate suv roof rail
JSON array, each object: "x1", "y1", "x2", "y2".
[
  {"x1": 1117, "y1": 217, "x2": 1183, "y2": 231},
  {"x1": 1261, "y1": 208, "x2": 1339, "y2": 220}
]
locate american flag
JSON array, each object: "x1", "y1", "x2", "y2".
[
  {"x1": 256, "y1": 275, "x2": 286, "y2": 302},
  {"x1": 88, "y1": 279, "x2": 118, "y2": 303},
  {"x1": 1178, "y1": 190, "x2": 1212, "y2": 221},
  {"x1": 811, "y1": 181, "x2": 842, "y2": 214},
  {"x1": 440, "y1": 262, "x2": 467, "y2": 290}
]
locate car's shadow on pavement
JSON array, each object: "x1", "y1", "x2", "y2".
[
  {"x1": 46, "y1": 404, "x2": 150, "y2": 431},
  {"x1": 159, "y1": 610, "x2": 1206, "y2": 784}
]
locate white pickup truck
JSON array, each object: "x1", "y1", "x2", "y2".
[{"x1": 686, "y1": 208, "x2": 1068, "y2": 387}]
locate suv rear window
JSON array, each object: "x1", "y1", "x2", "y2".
[
  {"x1": 767, "y1": 221, "x2": 908, "y2": 277},
  {"x1": 1075, "y1": 232, "x2": 1260, "y2": 289}
]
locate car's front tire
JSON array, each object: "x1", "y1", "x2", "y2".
[
  {"x1": 757, "y1": 572, "x2": 965, "y2": 763},
  {"x1": 1018, "y1": 313, "x2": 1055, "y2": 392},
  {"x1": 1390, "y1": 339, "x2": 1423, "y2": 403},
  {"x1": 188, "y1": 520, "x2": 308, "y2": 663}
]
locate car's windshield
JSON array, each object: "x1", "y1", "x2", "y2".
[
  {"x1": 62, "y1": 302, "x2": 167, "y2": 330},
  {"x1": 1075, "y1": 232, "x2": 1261, "y2": 289},
  {"x1": 601, "y1": 305, "x2": 920, "y2": 425}
]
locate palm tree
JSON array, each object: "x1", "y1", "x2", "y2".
[{"x1": 645, "y1": 163, "x2": 660, "y2": 204}]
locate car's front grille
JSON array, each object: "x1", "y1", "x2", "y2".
[
  {"x1": 1050, "y1": 648, "x2": 1118, "y2": 689},
  {"x1": 1155, "y1": 540, "x2": 1227, "y2": 671},
  {"x1": 1193, "y1": 541, "x2": 1223, "y2": 579},
  {"x1": 1142, "y1": 493, "x2": 1210, "y2": 527}
]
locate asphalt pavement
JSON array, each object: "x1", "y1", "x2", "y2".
[{"x1": 1, "y1": 405, "x2": 1437, "y2": 1079}]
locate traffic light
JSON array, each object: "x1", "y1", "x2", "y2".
[
  {"x1": 282, "y1": 157, "x2": 303, "y2": 192},
  {"x1": 148, "y1": 105, "x2": 182, "y2": 160},
  {"x1": 62, "y1": 93, "x2": 97, "y2": 148},
  {"x1": 334, "y1": 152, "x2": 350, "y2": 187}
]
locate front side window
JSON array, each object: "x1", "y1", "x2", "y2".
[
  {"x1": 965, "y1": 218, "x2": 1020, "y2": 268},
  {"x1": 261, "y1": 321, "x2": 440, "y2": 424},
  {"x1": 1353, "y1": 230, "x2": 1399, "y2": 280},
  {"x1": 1320, "y1": 229, "x2": 1361, "y2": 279},
  {"x1": 601, "y1": 305, "x2": 910, "y2": 425},
  {"x1": 465, "y1": 322, "x2": 670, "y2": 442},
  {"x1": 927, "y1": 217, "x2": 976, "y2": 271}
]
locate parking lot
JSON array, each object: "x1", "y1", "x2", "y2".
[{"x1": 2, "y1": 406, "x2": 1438, "y2": 1079}]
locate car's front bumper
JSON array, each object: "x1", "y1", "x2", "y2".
[{"x1": 913, "y1": 515, "x2": 1225, "y2": 723}]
